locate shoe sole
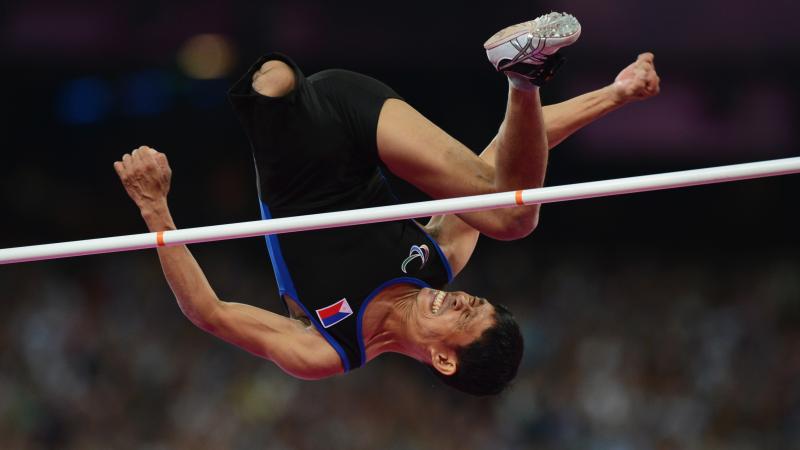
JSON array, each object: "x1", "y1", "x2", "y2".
[{"x1": 483, "y1": 13, "x2": 581, "y2": 50}]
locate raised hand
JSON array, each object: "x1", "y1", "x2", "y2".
[
  {"x1": 612, "y1": 52, "x2": 661, "y2": 104},
  {"x1": 113, "y1": 146, "x2": 172, "y2": 213}
]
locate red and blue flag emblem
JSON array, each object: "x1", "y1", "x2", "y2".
[{"x1": 316, "y1": 298, "x2": 353, "y2": 328}]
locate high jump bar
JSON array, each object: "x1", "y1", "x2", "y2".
[{"x1": 1, "y1": 156, "x2": 799, "y2": 265}]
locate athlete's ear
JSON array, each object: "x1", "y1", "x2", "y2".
[{"x1": 430, "y1": 349, "x2": 457, "y2": 376}]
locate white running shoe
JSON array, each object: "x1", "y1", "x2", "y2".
[{"x1": 484, "y1": 12, "x2": 581, "y2": 86}]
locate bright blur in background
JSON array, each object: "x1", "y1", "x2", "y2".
[{"x1": 1, "y1": 1, "x2": 800, "y2": 449}]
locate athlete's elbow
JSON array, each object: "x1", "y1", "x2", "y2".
[
  {"x1": 189, "y1": 313, "x2": 218, "y2": 333},
  {"x1": 506, "y1": 210, "x2": 539, "y2": 241},
  {"x1": 181, "y1": 297, "x2": 224, "y2": 332}
]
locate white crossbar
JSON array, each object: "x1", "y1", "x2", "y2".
[{"x1": 2, "y1": 156, "x2": 799, "y2": 265}]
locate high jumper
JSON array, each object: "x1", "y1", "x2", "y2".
[{"x1": 4, "y1": 13, "x2": 798, "y2": 396}]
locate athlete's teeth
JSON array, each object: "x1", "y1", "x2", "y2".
[{"x1": 431, "y1": 291, "x2": 445, "y2": 314}]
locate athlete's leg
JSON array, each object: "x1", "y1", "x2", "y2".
[
  {"x1": 376, "y1": 87, "x2": 544, "y2": 240},
  {"x1": 231, "y1": 54, "x2": 388, "y2": 215},
  {"x1": 377, "y1": 13, "x2": 580, "y2": 241}
]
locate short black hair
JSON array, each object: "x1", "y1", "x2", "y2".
[{"x1": 431, "y1": 303, "x2": 524, "y2": 396}]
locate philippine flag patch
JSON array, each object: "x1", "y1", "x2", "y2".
[{"x1": 316, "y1": 298, "x2": 354, "y2": 328}]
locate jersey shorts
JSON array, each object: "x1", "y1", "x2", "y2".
[{"x1": 228, "y1": 52, "x2": 404, "y2": 216}]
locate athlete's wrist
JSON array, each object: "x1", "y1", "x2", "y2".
[
  {"x1": 140, "y1": 200, "x2": 175, "y2": 231},
  {"x1": 602, "y1": 83, "x2": 629, "y2": 108}
]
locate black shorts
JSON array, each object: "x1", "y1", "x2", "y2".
[{"x1": 228, "y1": 53, "x2": 403, "y2": 216}]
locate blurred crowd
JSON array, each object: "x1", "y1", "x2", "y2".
[{"x1": 1, "y1": 240, "x2": 798, "y2": 450}]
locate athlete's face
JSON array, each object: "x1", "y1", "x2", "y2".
[{"x1": 413, "y1": 288, "x2": 496, "y2": 350}]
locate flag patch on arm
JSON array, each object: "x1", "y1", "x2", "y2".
[{"x1": 316, "y1": 298, "x2": 353, "y2": 328}]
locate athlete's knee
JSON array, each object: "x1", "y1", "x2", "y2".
[
  {"x1": 494, "y1": 206, "x2": 540, "y2": 241},
  {"x1": 252, "y1": 60, "x2": 296, "y2": 97}
]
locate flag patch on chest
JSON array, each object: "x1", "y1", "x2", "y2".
[{"x1": 316, "y1": 298, "x2": 354, "y2": 328}]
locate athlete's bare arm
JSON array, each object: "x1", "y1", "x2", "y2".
[
  {"x1": 429, "y1": 53, "x2": 661, "y2": 276},
  {"x1": 114, "y1": 147, "x2": 342, "y2": 380},
  {"x1": 544, "y1": 53, "x2": 660, "y2": 148}
]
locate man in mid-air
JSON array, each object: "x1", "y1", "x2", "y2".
[{"x1": 114, "y1": 13, "x2": 660, "y2": 395}]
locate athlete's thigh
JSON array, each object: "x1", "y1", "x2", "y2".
[{"x1": 376, "y1": 99, "x2": 495, "y2": 200}]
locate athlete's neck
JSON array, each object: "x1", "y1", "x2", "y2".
[{"x1": 360, "y1": 284, "x2": 430, "y2": 363}]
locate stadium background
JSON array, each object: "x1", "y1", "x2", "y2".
[{"x1": 1, "y1": 1, "x2": 799, "y2": 449}]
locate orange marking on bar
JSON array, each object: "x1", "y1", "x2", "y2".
[
  {"x1": 515, "y1": 190, "x2": 524, "y2": 205},
  {"x1": 156, "y1": 231, "x2": 165, "y2": 247}
]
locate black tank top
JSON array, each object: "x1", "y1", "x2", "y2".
[
  {"x1": 260, "y1": 198, "x2": 452, "y2": 372},
  {"x1": 228, "y1": 53, "x2": 453, "y2": 371}
]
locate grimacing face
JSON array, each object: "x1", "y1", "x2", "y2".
[{"x1": 413, "y1": 287, "x2": 496, "y2": 349}]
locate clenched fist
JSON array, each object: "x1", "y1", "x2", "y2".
[
  {"x1": 114, "y1": 146, "x2": 172, "y2": 213},
  {"x1": 612, "y1": 52, "x2": 661, "y2": 103}
]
